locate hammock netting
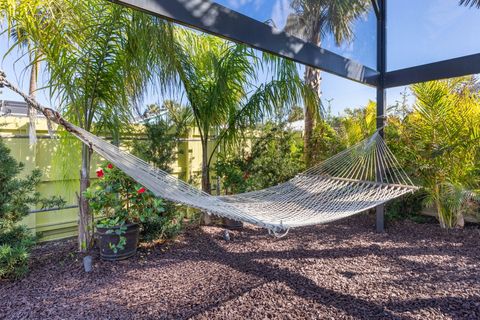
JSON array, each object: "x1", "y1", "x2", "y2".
[{"x1": 1, "y1": 71, "x2": 418, "y2": 233}]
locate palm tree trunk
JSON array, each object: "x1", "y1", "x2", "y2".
[
  {"x1": 303, "y1": 27, "x2": 322, "y2": 168},
  {"x1": 304, "y1": 66, "x2": 322, "y2": 167},
  {"x1": 201, "y1": 139, "x2": 212, "y2": 225},
  {"x1": 78, "y1": 144, "x2": 93, "y2": 252},
  {"x1": 28, "y1": 58, "x2": 39, "y2": 146}
]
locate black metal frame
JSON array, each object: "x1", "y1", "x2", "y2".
[
  {"x1": 109, "y1": 0, "x2": 379, "y2": 86},
  {"x1": 108, "y1": 0, "x2": 480, "y2": 232},
  {"x1": 385, "y1": 53, "x2": 480, "y2": 88},
  {"x1": 375, "y1": 0, "x2": 386, "y2": 232}
]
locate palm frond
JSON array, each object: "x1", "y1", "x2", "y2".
[{"x1": 459, "y1": 0, "x2": 480, "y2": 8}]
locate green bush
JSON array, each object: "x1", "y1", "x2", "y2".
[
  {"x1": 132, "y1": 101, "x2": 192, "y2": 173},
  {"x1": 84, "y1": 163, "x2": 166, "y2": 252},
  {"x1": 0, "y1": 139, "x2": 65, "y2": 280},
  {"x1": 216, "y1": 122, "x2": 304, "y2": 194},
  {"x1": 386, "y1": 190, "x2": 427, "y2": 222},
  {"x1": 0, "y1": 226, "x2": 36, "y2": 280},
  {"x1": 337, "y1": 79, "x2": 480, "y2": 228},
  {"x1": 141, "y1": 201, "x2": 186, "y2": 242},
  {"x1": 129, "y1": 103, "x2": 193, "y2": 241}
]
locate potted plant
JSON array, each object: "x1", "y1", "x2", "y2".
[{"x1": 84, "y1": 163, "x2": 164, "y2": 260}]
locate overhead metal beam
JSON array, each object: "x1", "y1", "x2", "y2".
[
  {"x1": 109, "y1": 0, "x2": 379, "y2": 86},
  {"x1": 385, "y1": 53, "x2": 480, "y2": 88}
]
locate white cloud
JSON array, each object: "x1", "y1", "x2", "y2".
[
  {"x1": 227, "y1": 0, "x2": 264, "y2": 11},
  {"x1": 271, "y1": 0, "x2": 293, "y2": 30}
]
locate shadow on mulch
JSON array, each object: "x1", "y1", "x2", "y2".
[{"x1": 1, "y1": 214, "x2": 479, "y2": 320}]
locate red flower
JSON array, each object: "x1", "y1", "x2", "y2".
[
  {"x1": 107, "y1": 163, "x2": 113, "y2": 169},
  {"x1": 96, "y1": 169, "x2": 104, "y2": 178},
  {"x1": 137, "y1": 187, "x2": 146, "y2": 194}
]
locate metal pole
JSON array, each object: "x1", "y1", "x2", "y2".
[
  {"x1": 28, "y1": 204, "x2": 78, "y2": 215},
  {"x1": 376, "y1": 0, "x2": 387, "y2": 233}
]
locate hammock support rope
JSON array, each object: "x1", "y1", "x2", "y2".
[{"x1": 0, "y1": 71, "x2": 418, "y2": 233}]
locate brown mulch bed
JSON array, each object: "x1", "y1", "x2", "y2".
[{"x1": 1, "y1": 214, "x2": 480, "y2": 320}]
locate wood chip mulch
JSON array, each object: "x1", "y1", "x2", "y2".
[{"x1": 1, "y1": 214, "x2": 480, "y2": 320}]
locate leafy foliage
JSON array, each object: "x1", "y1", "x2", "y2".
[
  {"x1": 287, "y1": 105, "x2": 304, "y2": 122},
  {"x1": 168, "y1": 29, "x2": 310, "y2": 193},
  {"x1": 0, "y1": 139, "x2": 65, "y2": 280},
  {"x1": 84, "y1": 163, "x2": 166, "y2": 252},
  {"x1": 84, "y1": 162, "x2": 183, "y2": 246},
  {"x1": 133, "y1": 101, "x2": 193, "y2": 173},
  {"x1": 386, "y1": 191, "x2": 428, "y2": 222},
  {"x1": 130, "y1": 103, "x2": 190, "y2": 240},
  {"x1": 336, "y1": 78, "x2": 480, "y2": 228},
  {"x1": 285, "y1": 0, "x2": 371, "y2": 166},
  {"x1": 216, "y1": 123, "x2": 305, "y2": 194},
  {"x1": 84, "y1": 163, "x2": 165, "y2": 226},
  {"x1": 308, "y1": 120, "x2": 345, "y2": 165},
  {"x1": 405, "y1": 78, "x2": 480, "y2": 228},
  {"x1": 339, "y1": 101, "x2": 377, "y2": 146},
  {"x1": 2, "y1": 0, "x2": 177, "y2": 251},
  {"x1": 460, "y1": 0, "x2": 480, "y2": 8},
  {"x1": 140, "y1": 201, "x2": 185, "y2": 242},
  {"x1": 287, "y1": 0, "x2": 371, "y2": 45}
]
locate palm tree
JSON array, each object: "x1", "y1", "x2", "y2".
[
  {"x1": 2, "y1": 0, "x2": 176, "y2": 251},
  {"x1": 0, "y1": 1, "x2": 58, "y2": 145},
  {"x1": 460, "y1": 0, "x2": 480, "y2": 8},
  {"x1": 167, "y1": 30, "x2": 307, "y2": 222},
  {"x1": 285, "y1": 0, "x2": 370, "y2": 167},
  {"x1": 409, "y1": 78, "x2": 480, "y2": 228},
  {"x1": 47, "y1": 2, "x2": 177, "y2": 251}
]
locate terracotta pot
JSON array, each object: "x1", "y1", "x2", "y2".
[{"x1": 96, "y1": 223, "x2": 140, "y2": 261}]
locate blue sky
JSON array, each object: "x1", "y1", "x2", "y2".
[{"x1": 1, "y1": 0, "x2": 479, "y2": 116}]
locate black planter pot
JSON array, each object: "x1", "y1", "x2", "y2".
[{"x1": 96, "y1": 223, "x2": 140, "y2": 261}]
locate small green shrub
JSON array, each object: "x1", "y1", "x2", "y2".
[
  {"x1": 141, "y1": 201, "x2": 186, "y2": 242},
  {"x1": 0, "y1": 226, "x2": 35, "y2": 280},
  {"x1": 0, "y1": 139, "x2": 65, "y2": 280},
  {"x1": 216, "y1": 123, "x2": 305, "y2": 194},
  {"x1": 132, "y1": 101, "x2": 192, "y2": 173},
  {"x1": 386, "y1": 190, "x2": 427, "y2": 222}
]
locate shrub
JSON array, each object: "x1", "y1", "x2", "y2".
[
  {"x1": 129, "y1": 103, "x2": 192, "y2": 241},
  {"x1": 84, "y1": 163, "x2": 166, "y2": 252},
  {"x1": 141, "y1": 201, "x2": 186, "y2": 242},
  {"x1": 132, "y1": 101, "x2": 192, "y2": 173},
  {"x1": 0, "y1": 139, "x2": 65, "y2": 280},
  {"x1": 0, "y1": 226, "x2": 35, "y2": 280},
  {"x1": 85, "y1": 163, "x2": 165, "y2": 225},
  {"x1": 386, "y1": 190, "x2": 427, "y2": 222},
  {"x1": 405, "y1": 79, "x2": 480, "y2": 228},
  {"x1": 216, "y1": 122, "x2": 304, "y2": 194},
  {"x1": 336, "y1": 81, "x2": 480, "y2": 228}
]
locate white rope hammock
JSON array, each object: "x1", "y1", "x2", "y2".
[{"x1": 0, "y1": 71, "x2": 418, "y2": 233}]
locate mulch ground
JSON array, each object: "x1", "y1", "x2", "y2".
[{"x1": 1, "y1": 214, "x2": 480, "y2": 320}]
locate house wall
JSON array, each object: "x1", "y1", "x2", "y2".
[{"x1": 0, "y1": 114, "x2": 217, "y2": 241}]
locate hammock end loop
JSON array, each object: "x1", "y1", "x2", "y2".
[{"x1": 268, "y1": 227, "x2": 290, "y2": 239}]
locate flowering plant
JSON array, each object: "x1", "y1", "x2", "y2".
[{"x1": 84, "y1": 162, "x2": 165, "y2": 227}]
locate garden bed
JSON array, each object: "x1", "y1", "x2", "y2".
[{"x1": 1, "y1": 214, "x2": 479, "y2": 320}]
